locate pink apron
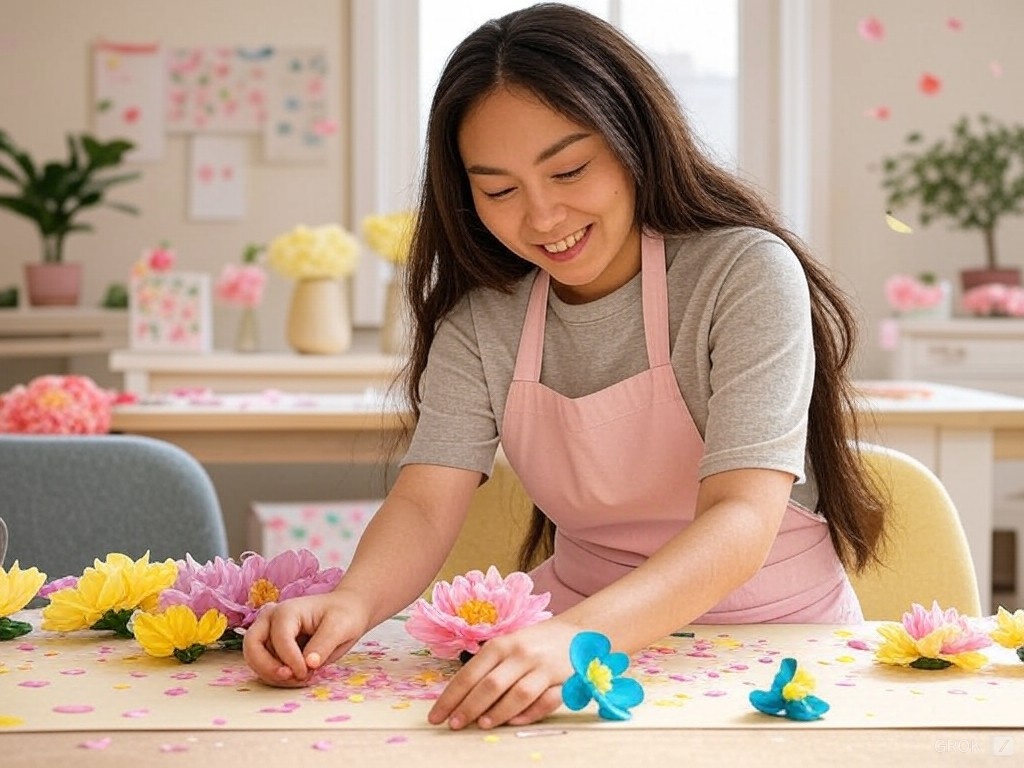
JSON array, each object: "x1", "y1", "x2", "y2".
[{"x1": 500, "y1": 233, "x2": 862, "y2": 623}]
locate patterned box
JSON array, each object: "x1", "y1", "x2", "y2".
[
  {"x1": 129, "y1": 271, "x2": 212, "y2": 352},
  {"x1": 247, "y1": 500, "x2": 380, "y2": 568}
]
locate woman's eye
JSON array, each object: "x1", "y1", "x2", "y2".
[
  {"x1": 554, "y1": 162, "x2": 588, "y2": 181},
  {"x1": 484, "y1": 186, "x2": 515, "y2": 199}
]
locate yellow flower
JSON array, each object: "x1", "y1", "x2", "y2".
[
  {"x1": 133, "y1": 606, "x2": 227, "y2": 663},
  {"x1": 875, "y1": 623, "x2": 988, "y2": 671},
  {"x1": 0, "y1": 562, "x2": 46, "y2": 617},
  {"x1": 267, "y1": 224, "x2": 359, "y2": 280},
  {"x1": 781, "y1": 668, "x2": 816, "y2": 701},
  {"x1": 41, "y1": 552, "x2": 177, "y2": 634},
  {"x1": 361, "y1": 211, "x2": 416, "y2": 264},
  {"x1": 991, "y1": 606, "x2": 1024, "y2": 650}
]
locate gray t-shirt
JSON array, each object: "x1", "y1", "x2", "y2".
[{"x1": 402, "y1": 226, "x2": 818, "y2": 511}]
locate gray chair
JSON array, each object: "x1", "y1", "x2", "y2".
[{"x1": 0, "y1": 434, "x2": 228, "y2": 577}]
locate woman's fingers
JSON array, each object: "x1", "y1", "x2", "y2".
[
  {"x1": 506, "y1": 686, "x2": 564, "y2": 726},
  {"x1": 476, "y1": 671, "x2": 557, "y2": 729}
]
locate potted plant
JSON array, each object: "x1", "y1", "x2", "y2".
[
  {"x1": 880, "y1": 113, "x2": 1024, "y2": 291},
  {"x1": 0, "y1": 130, "x2": 141, "y2": 306}
]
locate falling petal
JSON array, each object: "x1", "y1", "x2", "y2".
[
  {"x1": 865, "y1": 105, "x2": 891, "y2": 121},
  {"x1": 857, "y1": 16, "x2": 885, "y2": 42},
  {"x1": 946, "y1": 17, "x2": 963, "y2": 32},
  {"x1": 918, "y1": 73, "x2": 942, "y2": 96},
  {"x1": 885, "y1": 211, "x2": 913, "y2": 234}
]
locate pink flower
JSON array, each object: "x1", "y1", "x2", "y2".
[
  {"x1": 160, "y1": 550, "x2": 343, "y2": 630},
  {"x1": 962, "y1": 283, "x2": 1024, "y2": 317},
  {"x1": 883, "y1": 274, "x2": 945, "y2": 313},
  {"x1": 0, "y1": 375, "x2": 116, "y2": 434},
  {"x1": 214, "y1": 264, "x2": 267, "y2": 308},
  {"x1": 145, "y1": 246, "x2": 176, "y2": 272},
  {"x1": 38, "y1": 575, "x2": 80, "y2": 599},
  {"x1": 405, "y1": 567, "x2": 552, "y2": 660},
  {"x1": 901, "y1": 601, "x2": 992, "y2": 655}
]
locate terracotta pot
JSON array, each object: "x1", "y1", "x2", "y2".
[
  {"x1": 960, "y1": 267, "x2": 1021, "y2": 292},
  {"x1": 24, "y1": 262, "x2": 82, "y2": 306},
  {"x1": 286, "y1": 277, "x2": 352, "y2": 355}
]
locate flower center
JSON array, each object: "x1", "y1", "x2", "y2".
[
  {"x1": 782, "y1": 668, "x2": 815, "y2": 701},
  {"x1": 39, "y1": 390, "x2": 71, "y2": 409},
  {"x1": 247, "y1": 578, "x2": 280, "y2": 608},
  {"x1": 586, "y1": 658, "x2": 613, "y2": 694},
  {"x1": 455, "y1": 599, "x2": 498, "y2": 625}
]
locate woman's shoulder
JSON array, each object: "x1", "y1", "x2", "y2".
[{"x1": 667, "y1": 225, "x2": 792, "y2": 260}]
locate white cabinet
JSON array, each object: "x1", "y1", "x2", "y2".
[{"x1": 891, "y1": 318, "x2": 1024, "y2": 609}]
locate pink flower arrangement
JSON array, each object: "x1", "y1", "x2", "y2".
[
  {"x1": 875, "y1": 601, "x2": 992, "y2": 671},
  {"x1": 405, "y1": 566, "x2": 552, "y2": 660},
  {"x1": 961, "y1": 283, "x2": 1024, "y2": 317},
  {"x1": 0, "y1": 375, "x2": 115, "y2": 434},
  {"x1": 159, "y1": 549, "x2": 344, "y2": 633},
  {"x1": 132, "y1": 244, "x2": 177, "y2": 278},
  {"x1": 883, "y1": 273, "x2": 947, "y2": 314},
  {"x1": 214, "y1": 263, "x2": 267, "y2": 308}
]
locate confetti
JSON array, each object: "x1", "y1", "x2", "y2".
[
  {"x1": 918, "y1": 73, "x2": 942, "y2": 96},
  {"x1": 857, "y1": 16, "x2": 884, "y2": 43},
  {"x1": 312, "y1": 740, "x2": 333, "y2": 751},
  {"x1": 79, "y1": 737, "x2": 112, "y2": 750}
]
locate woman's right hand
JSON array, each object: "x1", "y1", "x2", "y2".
[{"x1": 242, "y1": 589, "x2": 370, "y2": 687}]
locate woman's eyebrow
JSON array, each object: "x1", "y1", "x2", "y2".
[{"x1": 465, "y1": 131, "x2": 592, "y2": 175}]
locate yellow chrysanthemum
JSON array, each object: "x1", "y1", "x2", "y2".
[
  {"x1": 362, "y1": 211, "x2": 416, "y2": 264},
  {"x1": 782, "y1": 668, "x2": 816, "y2": 701},
  {"x1": 875, "y1": 623, "x2": 987, "y2": 671},
  {"x1": 991, "y1": 606, "x2": 1024, "y2": 650},
  {"x1": 41, "y1": 552, "x2": 177, "y2": 633},
  {"x1": 268, "y1": 224, "x2": 359, "y2": 280},
  {"x1": 0, "y1": 562, "x2": 47, "y2": 617},
  {"x1": 133, "y1": 606, "x2": 227, "y2": 662}
]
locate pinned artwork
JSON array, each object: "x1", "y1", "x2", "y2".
[
  {"x1": 92, "y1": 41, "x2": 166, "y2": 162},
  {"x1": 129, "y1": 271, "x2": 212, "y2": 352},
  {"x1": 165, "y1": 46, "x2": 273, "y2": 133},
  {"x1": 264, "y1": 47, "x2": 333, "y2": 163},
  {"x1": 188, "y1": 135, "x2": 247, "y2": 220}
]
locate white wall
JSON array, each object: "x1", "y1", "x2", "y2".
[
  {"x1": 827, "y1": 0, "x2": 1024, "y2": 377},
  {"x1": 0, "y1": 0, "x2": 348, "y2": 352}
]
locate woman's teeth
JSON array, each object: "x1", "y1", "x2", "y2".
[{"x1": 543, "y1": 226, "x2": 587, "y2": 253}]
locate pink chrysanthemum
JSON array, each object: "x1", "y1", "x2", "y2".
[
  {"x1": 0, "y1": 375, "x2": 115, "y2": 434},
  {"x1": 875, "y1": 601, "x2": 992, "y2": 671},
  {"x1": 405, "y1": 567, "x2": 552, "y2": 660},
  {"x1": 160, "y1": 550, "x2": 343, "y2": 629},
  {"x1": 214, "y1": 263, "x2": 267, "y2": 308}
]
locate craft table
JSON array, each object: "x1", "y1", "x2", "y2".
[{"x1": 2, "y1": 611, "x2": 1021, "y2": 768}]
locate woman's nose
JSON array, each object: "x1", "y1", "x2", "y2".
[{"x1": 524, "y1": 188, "x2": 566, "y2": 234}]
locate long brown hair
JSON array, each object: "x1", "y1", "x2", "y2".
[{"x1": 402, "y1": 2, "x2": 886, "y2": 572}]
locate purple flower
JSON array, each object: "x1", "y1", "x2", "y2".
[
  {"x1": 37, "y1": 575, "x2": 80, "y2": 600},
  {"x1": 160, "y1": 550, "x2": 343, "y2": 629}
]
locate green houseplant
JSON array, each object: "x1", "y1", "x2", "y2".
[
  {"x1": 880, "y1": 114, "x2": 1024, "y2": 290},
  {"x1": 0, "y1": 130, "x2": 141, "y2": 305}
]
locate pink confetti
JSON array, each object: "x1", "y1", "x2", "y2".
[
  {"x1": 212, "y1": 717, "x2": 228, "y2": 726},
  {"x1": 160, "y1": 744, "x2": 189, "y2": 753},
  {"x1": 946, "y1": 17, "x2": 963, "y2": 32},
  {"x1": 79, "y1": 737, "x2": 112, "y2": 750},
  {"x1": 857, "y1": 16, "x2": 885, "y2": 43},
  {"x1": 53, "y1": 705, "x2": 94, "y2": 714},
  {"x1": 60, "y1": 668, "x2": 86, "y2": 676},
  {"x1": 324, "y1": 714, "x2": 351, "y2": 723},
  {"x1": 386, "y1": 736, "x2": 408, "y2": 744},
  {"x1": 990, "y1": 60, "x2": 1004, "y2": 77},
  {"x1": 864, "y1": 105, "x2": 891, "y2": 121},
  {"x1": 122, "y1": 708, "x2": 150, "y2": 719},
  {"x1": 704, "y1": 690, "x2": 728, "y2": 697},
  {"x1": 16, "y1": 643, "x2": 36, "y2": 651},
  {"x1": 312, "y1": 740, "x2": 334, "y2": 751},
  {"x1": 847, "y1": 639, "x2": 871, "y2": 651},
  {"x1": 18, "y1": 680, "x2": 50, "y2": 688},
  {"x1": 919, "y1": 73, "x2": 942, "y2": 96},
  {"x1": 164, "y1": 687, "x2": 189, "y2": 697}
]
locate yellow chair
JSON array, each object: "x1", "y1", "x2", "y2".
[
  {"x1": 437, "y1": 444, "x2": 983, "y2": 621},
  {"x1": 850, "y1": 442, "x2": 982, "y2": 619}
]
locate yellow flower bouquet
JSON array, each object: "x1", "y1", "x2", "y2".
[
  {"x1": 267, "y1": 224, "x2": 359, "y2": 280},
  {"x1": 361, "y1": 211, "x2": 416, "y2": 265}
]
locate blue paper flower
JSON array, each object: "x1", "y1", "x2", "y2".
[
  {"x1": 561, "y1": 631, "x2": 644, "y2": 721},
  {"x1": 749, "y1": 657, "x2": 830, "y2": 721}
]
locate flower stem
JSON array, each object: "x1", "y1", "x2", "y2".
[
  {"x1": 909, "y1": 656, "x2": 953, "y2": 670},
  {"x1": 90, "y1": 608, "x2": 136, "y2": 638},
  {"x1": 173, "y1": 644, "x2": 208, "y2": 664}
]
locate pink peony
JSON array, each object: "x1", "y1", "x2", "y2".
[
  {"x1": 146, "y1": 246, "x2": 176, "y2": 272},
  {"x1": 405, "y1": 567, "x2": 552, "y2": 660},
  {"x1": 0, "y1": 375, "x2": 115, "y2": 434},
  {"x1": 962, "y1": 283, "x2": 1024, "y2": 317},
  {"x1": 883, "y1": 274, "x2": 946, "y2": 314},
  {"x1": 214, "y1": 263, "x2": 267, "y2": 308},
  {"x1": 160, "y1": 549, "x2": 344, "y2": 630},
  {"x1": 901, "y1": 601, "x2": 992, "y2": 655}
]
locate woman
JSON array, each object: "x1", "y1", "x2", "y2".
[{"x1": 243, "y1": 2, "x2": 886, "y2": 730}]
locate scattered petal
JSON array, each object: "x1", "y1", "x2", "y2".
[{"x1": 857, "y1": 16, "x2": 884, "y2": 42}]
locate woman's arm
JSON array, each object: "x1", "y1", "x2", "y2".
[{"x1": 243, "y1": 463, "x2": 482, "y2": 684}]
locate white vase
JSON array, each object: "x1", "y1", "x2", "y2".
[
  {"x1": 234, "y1": 306, "x2": 260, "y2": 353},
  {"x1": 286, "y1": 277, "x2": 352, "y2": 355},
  {"x1": 380, "y1": 271, "x2": 410, "y2": 355}
]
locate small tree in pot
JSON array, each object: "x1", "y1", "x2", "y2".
[
  {"x1": 880, "y1": 114, "x2": 1024, "y2": 290},
  {"x1": 0, "y1": 130, "x2": 141, "y2": 305}
]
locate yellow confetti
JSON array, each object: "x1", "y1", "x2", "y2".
[
  {"x1": 348, "y1": 694, "x2": 365, "y2": 703},
  {"x1": 674, "y1": 693, "x2": 691, "y2": 700},
  {"x1": 654, "y1": 699, "x2": 685, "y2": 707},
  {"x1": 0, "y1": 715, "x2": 25, "y2": 728},
  {"x1": 391, "y1": 701, "x2": 411, "y2": 710},
  {"x1": 113, "y1": 683, "x2": 131, "y2": 690},
  {"x1": 833, "y1": 630, "x2": 854, "y2": 638},
  {"x1": 347, "y1": 673, "x2": 371, "y2": 687},
  {"x1": 835, "y1": 655, "x2": 855, "y2": 663},
  {"x1": 530, "y1": 752, "x2": 542, "y2": 761},
  {"x1": 44, "y1": 651, "x2": 59, "y2": 657},
  {"x1": 483, "y1": 734, "x2": 500, "y2": 743},
  {"x1": 885, "y1": 211, "x2": 913, "y2": 234},
  {"x1": 311, "y1": 686, "x2": 331, "y2": 701}
]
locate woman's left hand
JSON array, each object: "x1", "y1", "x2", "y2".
[{"x1": 428, "y1": 618, "x2": 579, "y2": 729}]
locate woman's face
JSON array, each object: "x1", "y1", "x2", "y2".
[{"x1": 458, "y1": 86, "x2": 640, "y2": 304}]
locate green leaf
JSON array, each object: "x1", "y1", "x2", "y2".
[{"x1": 0, "y1": 616, "x2": 33, "y2": 641}]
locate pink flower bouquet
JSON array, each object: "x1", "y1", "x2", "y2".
[
  {"x1": 405, "y1": 566, "x2": 552, "y2": 660},
  {"x1": 0, "y1": 375, "x2": 115, "y2": 434},
  {"x1": 214, "y1": 263, "x2": 267, "y2": 308},
  {"x1": 883, "y1": 274, "x2": 948, "y2": 315},
  {"x1": 961, "y1": 283, "x2": 1024, "y2": 317}
]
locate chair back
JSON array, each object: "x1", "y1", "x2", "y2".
[
  {"x1": 850, "y1": 442, "x2": 982, "y2": 619},
  {"x1": 0, "y1": 434, "x2": 228, "y2": 577}
]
